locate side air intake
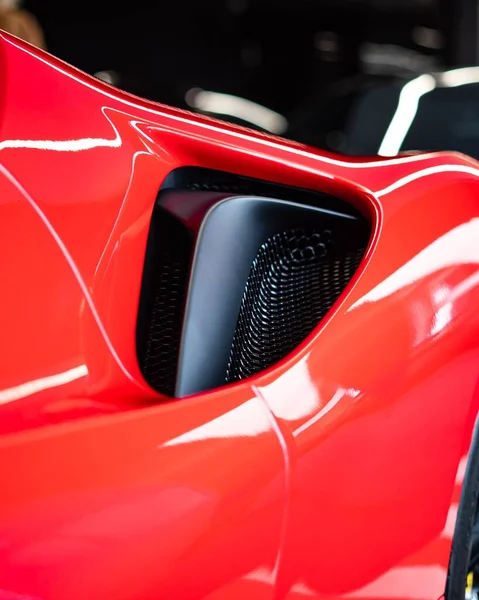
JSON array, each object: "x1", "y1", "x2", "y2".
[
  {"x1": 226, "y1": 229, "x2": 364, "y2": 383},
  {"x1": 137, "y1": 169, "x2": 370, "y2": 397},
  {"x1": 137, "y1": 210, "x2": 192, "y2": 396}
]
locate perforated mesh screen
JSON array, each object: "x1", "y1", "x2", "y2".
[
  {"x1": 226, "y1": 228, "x2": 364, "y2": 382},
  {"x1": 138, "y1": 213, "x2": 192, "y2": 396},
  {"x1": 138, "y1": 172, "x2": 368, "y2": 396}
]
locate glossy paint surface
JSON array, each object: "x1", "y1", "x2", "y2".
[{"x1": 0, "y1": 32, "x2": 479, "y2": 600}]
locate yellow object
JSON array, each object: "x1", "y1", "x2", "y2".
[{"x1": 466, "y1": 571, "x2": 474, "y2": 598}]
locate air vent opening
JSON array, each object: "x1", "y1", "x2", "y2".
[
  {"x1": 226, "y1": 228, "x2": 365, "y2": 383},
  {"x1": 136, "y1": 208, "x2": 193, "y2": 397},
  {"x1": 137, "y1": 167, "x2": 370, "y2": 398},
  {"x1": 161, "y1": 166, "x2": 364, "y2": 219}
]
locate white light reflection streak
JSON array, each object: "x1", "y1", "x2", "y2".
[
  {"x1": 428, "y1": 273, "x2": 479, "y2": 337},
  {"x1": 456, "y1": 456, "x2": 468, "y2": 484},
  {"x1": 162, "y1": 401, "x2": 271, "y2": 447},
  {"x1": 94, "y1": 148, "x2": 148, "y2": 276},
  {"x1": 376, "y1": 163, "x2": 479, "y2": 197},
  {"x1": 378, "y1": 74, "x2": 436, "y2": 157},
  {"x1": 430, "y1": 286, "x2": 454, "y2": 337},
  {"x1": 377, "y1": 65, "x2": 479, "y2": 158},
  {"x1": 253, "y1": 384, "x2": 292, "y2": 585},
  {"x1": 0, "y1": 106, "x2": 122, "y2": 153},
  {"x1": 293, "y1": 387, "x2": 361, "y2": 438},
  {"x1": 353, "y1": 216, "x2": 479, "y2": 309},
  {"x1": 0, "y1": 365, "x2": 87, "y2": 405},
  {"x1": 441, "y1": 503, "x2": 458, "y2": 539},
  {"x1": 439, "y1": 454, "x2": 468, "y2": 540},
  {"x1": 255, "y1": 358, "x2": 321, "y2": 422},
  {"x1": 186, "y1": 88, "x2": 288, "y2": 134},
  {"x1": 439, "y1": 66, "x2": 479, "y2": 88},
  {"x1": 4, "y1": 34, "x2": 455, "y2": 170},
  {"x1": 0, "y1": 137, "x2": 120, "y2": 152},
  {"x1": 0, "y1": 164, "x2": 137, "y2": 384}
]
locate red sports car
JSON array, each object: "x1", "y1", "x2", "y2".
[{"x1": 0, "y1": 29, "x2": 478, "y2": 600}]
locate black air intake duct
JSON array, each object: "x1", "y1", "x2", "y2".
[
  {"x1": 226, "y1": 229, "x2": 364, "y2": 383},
  {"x1": 137, "y1": 169, "x2": 369, "y2": 397}
]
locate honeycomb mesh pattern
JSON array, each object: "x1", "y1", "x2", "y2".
[
  {"x1": 226, "y1": 228, "x2": 364, "y2": 383},
  {"x1": 140, "y1": 215, "x2": 192, "y2": 396}
]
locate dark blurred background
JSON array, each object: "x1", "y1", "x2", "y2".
[{"x1": 17, "y1": 0, "x2": 479, "y2": 156}]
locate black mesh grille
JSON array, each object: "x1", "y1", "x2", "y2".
[
  {"x1": 226, "y1": 228, "x2": 364, "y2": 383},
  {"x1": 170, "y1": 166, "x2": 360, "y2": 218},
  {"x1": 138, "y1": 169, "x2": 368, "y2": 396},
  {"x1": 138, "y1": 212, "x2": 192, "y2": 396}
]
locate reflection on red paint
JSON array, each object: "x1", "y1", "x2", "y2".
[{"x1": 0, "y1": 30, "x2": 478, "y2": 600}]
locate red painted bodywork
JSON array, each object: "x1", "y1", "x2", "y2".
[{"x1": 0, "y1": 31, "x2": 478, "y2": 600}]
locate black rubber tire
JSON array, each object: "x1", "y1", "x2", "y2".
[{"x1": 447, "y1": 416, "x2": 479, "y2": 599}]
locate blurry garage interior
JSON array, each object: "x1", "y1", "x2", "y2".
[{"x1": 1, "y1": 0, "x2": 476, "y2": 158}]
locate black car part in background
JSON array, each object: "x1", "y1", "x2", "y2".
[{"x1": 21, "y1": 0, "x2": 476, "y2": 122}]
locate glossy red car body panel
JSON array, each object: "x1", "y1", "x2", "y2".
[{"x1": 1, "y1": 31, "x2": 479, "y2": 600}]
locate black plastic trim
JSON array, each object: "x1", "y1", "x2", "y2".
[
  {"x1": 160, "y1": 166, "x2": 363, "y2": 219},
  {"x1": 137, "y1": 168, "x2": 370, "y2": 398},
  {"x1": 176, "y1": 195, "x2": 363, "y2": 397}
]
